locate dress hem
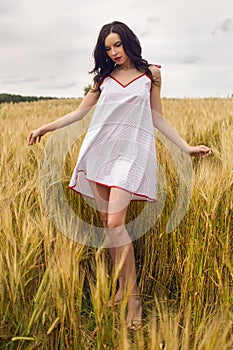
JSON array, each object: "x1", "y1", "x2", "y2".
[{"x1": 68, "y1": 170, "x2": 157, "y2": 202}]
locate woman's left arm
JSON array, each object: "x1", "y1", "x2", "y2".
[{"x1": 149, "y1": 65, "x2": 211, "y2": 158}]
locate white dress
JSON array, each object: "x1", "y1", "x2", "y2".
[{"x1": 68, "y1": 71, "x2": 157, "y2": 201}]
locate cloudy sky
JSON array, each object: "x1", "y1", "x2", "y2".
[{"x1": 0, "y1": 0, "x2": 232, "y2": 98}]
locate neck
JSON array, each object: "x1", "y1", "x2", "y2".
[{"x1": 118, "y1": 59, "x2": 135, "y2": 71}]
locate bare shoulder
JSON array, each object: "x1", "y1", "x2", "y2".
[{"x1": 148, "y1": 64, "x2": 161, "y2": 78}]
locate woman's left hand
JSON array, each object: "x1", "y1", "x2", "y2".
[{"x1": 188, "y1": 145, "x2": 211, "y2": 158}]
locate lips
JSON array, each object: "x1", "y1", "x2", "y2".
[{"x1": 114, "y1": 57, "x2": 122, "y2": 62}]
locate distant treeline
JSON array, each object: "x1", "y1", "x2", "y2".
[{"x1": 0, "y1": 93, "x2": 58, "y2": 104}]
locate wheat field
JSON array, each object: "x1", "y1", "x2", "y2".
[{"x1": 0, "y1": 97, "x2": 232, "y2": 349}]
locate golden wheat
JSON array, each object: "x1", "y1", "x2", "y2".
[{"x1": 0, "y1": 98, "x2": 232, "y2": 349}]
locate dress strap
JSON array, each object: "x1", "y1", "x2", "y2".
[{"x1": 149, "y1": 64, "x2": 161, "y2": 68}]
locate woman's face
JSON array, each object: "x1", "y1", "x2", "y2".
[{"x1": 104, "y1": 33, "x2": 130, "y2": 65}]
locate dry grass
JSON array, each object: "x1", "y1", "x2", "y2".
[{"x1": 0, "y1": 97, "x2": 232, "y2": 349}]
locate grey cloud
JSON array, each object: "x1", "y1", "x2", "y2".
[
  {"x1": 0, "y1": 0, "x2": 231, "y2": 99},
  {"x1": 221, "y1": 18, "x2": 233, "y2": 32},
  {"x1": 135, "y1": 16, "x2": 160, "y2": 37},
  {"x1": 0, "y1": 21, "x2": 21, "y2": 45},
  {"x1": 147, "y1": 16, "x2": 159, "y2": 24},
  {"x1": 1, "y1": 77, "x2": 39, "y2": 84},
  {"x1": 145, "y1": 43, "x2": 201, "y2": 65},
  {"x1": 212, "y1": 18, "x2": 233, "y2": 35},
  {"x1": 21, "y1": 77, "x2": 39, "y2": 83},
  {"x1": 0, "y1": 1, "x2": 17, "y2": 14},
  {"x1": 182, "y1": 55, "x2": 200, "y2": 64},
  {"x1": 39, "y1": 82, "x2": 77, "y2": 90}
]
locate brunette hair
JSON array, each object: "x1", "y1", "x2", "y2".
[{"x1": 89, "y1": 21, "x2": 160, "y2": 92}]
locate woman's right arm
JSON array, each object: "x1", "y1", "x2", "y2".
[{"x1": 28, "y1": 86, "x2": 100, "y2": 145}]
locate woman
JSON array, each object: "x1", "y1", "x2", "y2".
[{"x1": 28, "y1": 21, "x2": 211, "y2": 331}]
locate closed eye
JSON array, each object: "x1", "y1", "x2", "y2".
[{"x1": 105, "y1": 41, "x2": 122, "y2": 51}]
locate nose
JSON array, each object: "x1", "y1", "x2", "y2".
[{"x1": 111, "y1": 47, "x2": 117, "y2": 56}]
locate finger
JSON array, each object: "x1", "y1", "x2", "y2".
[
  {"x1": 28, "y1": 136, "x2": 33, "y2": 145},
  {"x1": 30, "y1": 136, "x2": 35, "y2": 145},
  {"x1": 29, "y1": 136, "x2": 35, "y2": 145},
  {"x1": 200, "y1": 146, "x2": 211, "y2": 156},
  {"x1": 203, "y1": 148, "x2": 211, "y2": 156},
  {"x1": 27, "y1": 133, "x2": 32, "y2": 144}
]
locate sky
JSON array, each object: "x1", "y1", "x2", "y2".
[{"x1": 0, "y1": 0, "x2": 232, "y2": 98}]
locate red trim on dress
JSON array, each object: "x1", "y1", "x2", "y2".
[
  {"x1": 151, "y1": 64, "x2": 161, "y2": 68},
  {"x1": 99, "y1": 65, "x2": 161, "y2": 87},
  {"x1": 109, "y1": 73, "x2": 147, "y2": 88},
  {"x1": 68, "y1": 169, "x2": 157, "y2": 202},
  {"x1": 99, "y1": 65, "x2": 161, "y2": 90}
]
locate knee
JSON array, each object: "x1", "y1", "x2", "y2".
[
  {"x1": 106, "y1": 218, "x2": 131, "y2": 245},
  {"x1": 107, "y1": 218, "x2": 125, "y2": 229}
]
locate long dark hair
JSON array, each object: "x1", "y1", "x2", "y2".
[{"x1": 89, "y1": 21, "x2": 160, "y2": 92}]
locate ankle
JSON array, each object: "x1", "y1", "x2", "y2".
[
  {"x1": 130, "y1": 286, "x2": 140, "y2": 296},
  {"x1": 130, "y1": 294, "x2": 141, "y2": 301},
  {"x1": 118, "y1": 275, "x2": 125, "y2": 288}
]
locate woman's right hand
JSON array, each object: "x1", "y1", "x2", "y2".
[{"x1": 28, "y1": 127, "x2": 46, "y2": 145}]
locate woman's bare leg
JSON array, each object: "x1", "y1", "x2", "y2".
[
  {"x1": 89, "y1": 182, "x2": 125, "y2": 302},
  {"x1": 107, "y1": 187, "x2": 142, "y2": 330}
]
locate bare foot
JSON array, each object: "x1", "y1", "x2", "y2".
[
  {"x1": 108, "y1": 288, "x2": 124, "y2": 307},
  {"x1": 126, "y1": 295, "x2": 142, "y2": 331}
]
